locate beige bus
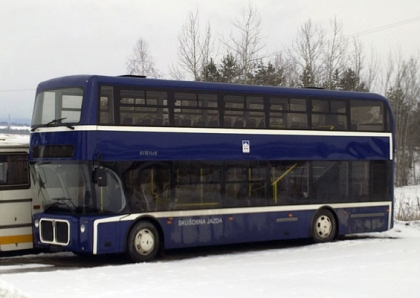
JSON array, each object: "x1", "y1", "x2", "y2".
[{"x1": 0, "y1": 135, "x2": 39, "y2": 251}]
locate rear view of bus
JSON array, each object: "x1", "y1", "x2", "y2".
[{"x1": 29, "y1": 75, "x2": 394, "y2": 262}]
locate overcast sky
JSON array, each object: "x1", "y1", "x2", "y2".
[{"x1": 1, "y1": 0, "x2": 419, "y2": 121}]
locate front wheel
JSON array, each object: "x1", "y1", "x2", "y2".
[
  {"x1": 311, "y1": 209, "x2": 337, "y2": 243},
  {"x1": 127, "y1": 221, "x2": 160, "y2": 262}
]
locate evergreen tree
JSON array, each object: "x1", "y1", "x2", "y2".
[
  {"x1": 252, "y1": 61, "x2": 284, "y2": 86},
  {"x1": 300, "y1": 65, "x2": 315, "y2": 87},
  {"x1": 339, "y1": 68, "x2": 368, "y2": 91},
  {"x1": 219, "y1": 54, "x2": 240, "y2": 83},
  {"x1": 323, "y1": 69, "x2": 341, "y2": 90},
  {"x1": 201, "y1": 58, "x2": 220, "y2": 82}
]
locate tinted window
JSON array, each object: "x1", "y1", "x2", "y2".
[{"x1": 0, "y1": 154, "x2": 29, "y2": 188}]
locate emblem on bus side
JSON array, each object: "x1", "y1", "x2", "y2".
[
  {"x1": 139, "y1": 150, "x2": 158, "y2": 156},
  {"x1": 242, "y1": 140, "x2": 250, "y2": 153}
]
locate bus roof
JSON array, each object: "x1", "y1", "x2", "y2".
[
  {"x1": 0, "y1": 135, "x2": 28, "y2": 150},
  {"x1": 36, "y1": 74, "x2": 388, "y2": 102}
]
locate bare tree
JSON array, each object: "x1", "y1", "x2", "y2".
[
  {"x1": 400, "y1": 56, "x2": 420, "y2": 185},
  {"x1": 363, "y1": 46, "x2": 381, "y2": 92},
  {"x1": 223, "y1": 3, "x2": 265, "y2": 84},
  {"x1": 176, "y1": 10, "x2": 214, "y2": 81},
  {"x1": 322, "y1": 18, "x2": 347, "y2": 89},
  {"x1": 126, "y1": 38, "x2": 161, "y2": 78},
  {"x1": 385, "y1": 52, "x2": 420, "y2": 186},
  {"x1": 274, "y1": 51, "x2": 300, "y2": 87},
  {"x1": 287, "y1": 19, "x2": 325, "y2": 87},
  {"x1": 168, "y1": 63, "x2": 186, "y2": 81},
  {"x1": 199, "y1": 21, "x2": 216, "y2": 81},
  {"x1": 347, "y1": 37, "x2": 380, "y2": 92},
  {"x1": 350, "y1": 38, "x2": 363, "y2": 78}
]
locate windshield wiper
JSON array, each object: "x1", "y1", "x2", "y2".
[
  {"x1": 46, "y1": 117, "x2": 67, "y2": 126},
  {"x1": 31, "y1": 117, "x2": 75, "y2": 132},
  {"x1": 48, "y1": 197, "x2": 77, "y2": 212}
]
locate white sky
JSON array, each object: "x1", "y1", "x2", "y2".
[{"x1": 1, "y1": 0, "x2": 419, "y2": 121}]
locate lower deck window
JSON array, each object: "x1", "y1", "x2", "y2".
[{"x1": 122, "y1": 160, "x2": 392, "y2": 212}]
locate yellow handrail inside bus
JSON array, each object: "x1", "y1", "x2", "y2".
[
  {"x1": 200, "y1": 168, "x2": 204, "y2": 204},
  {"x1": 272, "y1": 163, "x2": 297, "y2": 204},
  {"x1": 150, "y1": 169, "x2": 158, "y2": 200},
  {"x1": 173, "y1": 167, "x2": 222, "y2": 209},
  {"x1": 150, "y1": 169, "x2": 171, "y2": 208},
  {"x1": 100, "y1": 185, "x2": 104, "y2": 212},
  {"x1": 234, "y1": 168, "x2": 238, "y2": 194},
  {"x1": 248, "y1": 168, "x2": 252, "y2": 196},
  {"x1": 175, "y1": 202, "x2": 219, "y2": 208},
  {"x1": 316, "y1": 125, "x2": 334, "y2": 130}
]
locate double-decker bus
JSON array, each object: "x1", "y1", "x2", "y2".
[
  {"x1": 30, "y1": 75, "x2": 394, "y2": 262},
  {"x1": 0, "y1": 135, "x2": 38, "y2": 252}
]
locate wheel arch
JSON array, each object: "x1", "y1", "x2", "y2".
[
  {"x1": 312, "y1": 206, "x2": 339, "y2": 240},
  {"x1": 125, "y1": 215, "x2": 165, "y2": 253}
]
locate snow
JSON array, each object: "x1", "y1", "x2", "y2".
[
  {"x1": 0, "y1": 127, "x2": 30, "y2": 131},
  {"x1": 395, "y1": 186, "x2": 420, "y2": 220},
  {"x1": 1, "y1": 188, "x2": 420, "y2": 298}
]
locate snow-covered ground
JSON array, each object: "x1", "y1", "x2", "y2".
[
  {"x1": 0, "y1": 187, "x2": 420, "y2": 298},
  {"x1": 395, "y1": 185, "x2": 420, "y2": 220},
  {"x1": 1, "y1": 222, "x2": 420, "y2": 298}
]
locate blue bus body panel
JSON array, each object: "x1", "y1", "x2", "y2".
[
  {"x1": 30, "y1": 129, "x2": 391, "y2": 161},
  {"x1": 33, "y1": 205, "x2": 391, "y2": 255},
  {"x1": 159, "y1": 211, "x2": 313, "y2": 248},
  {"x1": 157, "y1": 206, "x2": 390, "y2": 249},
  {"x1": 95, "y1": 130, "x2": 391, "y2": 161}
]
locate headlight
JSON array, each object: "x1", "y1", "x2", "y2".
[
  {"x1": 80, "y1": 224, "x2": 86, "y2": 233},
  {"x1": 34, "y1": 219, "x2": 39, "y2": 228}
]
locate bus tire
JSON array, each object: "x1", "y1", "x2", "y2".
[
  {"x1": 127, "y1": 221, "x2": 160, "y2": 262},
  {"x1": 311, "y1": 209, "x2": 336, "y2": 243}
]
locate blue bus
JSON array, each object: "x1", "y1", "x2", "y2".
[{"x1": 30, "y1": 75, "x2": 394, "y2": 262}]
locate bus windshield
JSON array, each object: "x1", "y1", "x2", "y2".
[
  {"x1": 31, "y1": 163, "x2": 126, "y2": 214},
  {"x1": 32, "y1": 88, "x2": 84, "y2": 127}
]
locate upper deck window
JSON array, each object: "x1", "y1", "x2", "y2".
[
  {"x1": 32, "y1": 88, "x2": 83, "y2": 126},
  {"x1": 269, "y1": 98, "x2": 307, "y2": 129},
  {"x1": 96, "y1": 82, "x2": 391, "y2": 132},
  {"x1": 350, "y1": 100, "x2": 388, "y2": 131},
  {"x1": 311, "y1": 99, "x2": 347, "y2": 130},
  {"x1": 174, "y1": 93, "x2": 218, "y2": 127},
  {"x1": 224, "y1": 95, "x2": 264, "y2": 128}
]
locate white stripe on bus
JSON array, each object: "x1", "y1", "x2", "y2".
[
  {"x1": 92, "y1": 201, "x2": 392, "y2": 254},
  {"x1": 32, "y1": 125, "x2": 393, "y2": 160}
]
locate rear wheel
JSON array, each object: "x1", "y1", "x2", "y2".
[
  {"x1": 311, "y1": 209, "x2": 336, "y2": 243},
  {"x1": 127, "y1": 221, "x2": 160, "y2": 262}
]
